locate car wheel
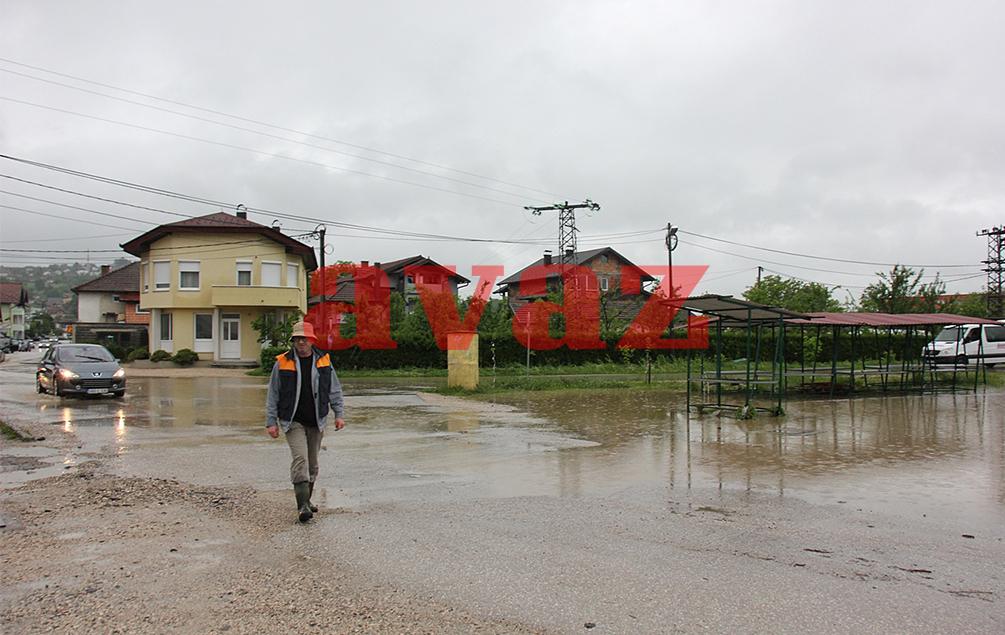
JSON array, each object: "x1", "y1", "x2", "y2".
[{"x1": 955, "y1": 355, "x2": 968, "y2": 366}]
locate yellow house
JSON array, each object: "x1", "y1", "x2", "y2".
[{"x1": 121, "y1": 211, "x2": 317, "y2": 363}]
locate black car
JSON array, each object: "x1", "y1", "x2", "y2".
[{"x1": 36, "y1": 344, "x2": 126, "y2": 398}]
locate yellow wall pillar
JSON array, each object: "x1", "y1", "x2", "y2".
[{"x1": 447, "y1": 331, "x2": 479, "y2": 390}]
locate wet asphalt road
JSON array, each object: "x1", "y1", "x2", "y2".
[{"x1": 2, "y1": 352, "x2": 1004, "y2": 632}]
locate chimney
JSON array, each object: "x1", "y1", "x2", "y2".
[
  {"x1": 100, "y1": 265, "x2": 110, "y2": 276},
  {"x1": 564, "y1": 248, "x2": 574, "y2": 260},
  {"x1": 361, "y1": 260, "x2": 369, "y2": 267},
  {"x1": 374, "y1": 262, "x2": 381, "y2": 269},
  {"x1": 543, "y1": 250, "x2": 553, "y2": 266}
]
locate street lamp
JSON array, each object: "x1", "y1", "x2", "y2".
[{"x1": 666, "y1": 222, "x2": 679, "y2": 299}]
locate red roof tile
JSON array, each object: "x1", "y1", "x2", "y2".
[
  {"x1": 0, "y1": 282, "x2": 29, "y2": 305},
  {"x1": 72, "y1": 262, "x2": 141, "y2": 293}
]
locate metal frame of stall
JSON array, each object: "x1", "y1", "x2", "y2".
[
  {"x1": 782, "y1": 313, "x2": 998, "y2": 396},
  {"x1": 680, "y1": 295, "x2": 811, "y2": 419}
]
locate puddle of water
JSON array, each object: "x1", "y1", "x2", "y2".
[{"x1": 7, "y1": 370, "x2": 1004, "y2": 530}]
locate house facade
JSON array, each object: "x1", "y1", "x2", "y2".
[
  {"x1": 310, "y1": 255, "x2": 470, "y2": 313},
  {"x1": 122, "y1": 211, "x2": 316, "y2": 362},
  {"x1": 0, "y1": 282, "x2": 29, "y2": 340},
  {"x1": 71, "y1": 262, "x2": 149, "y2": 348},
  {"x1": 495, "y1": 247, "x2": 657, "y2": 326}
]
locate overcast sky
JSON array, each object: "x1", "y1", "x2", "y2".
[{"x1": 1, "y1": 0, "x2": 1002, "y2": 303}]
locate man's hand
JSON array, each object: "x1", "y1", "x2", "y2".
[
  {"x1": 334, "y1": 418, "x2": 345, "y2": 431},
  {"x1": 266, "y1": 425, "x2": 279, "y2": 439}
]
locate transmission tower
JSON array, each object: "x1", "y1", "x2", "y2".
[
  {"x1": 978, "y1": 225, "x2": 1004, "y2": 317},
  {"x1": 524, "y1": 199, "x2": 600, "y2": 265}
]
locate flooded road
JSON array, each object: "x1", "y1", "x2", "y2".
[
  {"x1": 2, "y1": 354, "x2": 1004, "y2": 632},
  {"x1": 5, "y1": 358, "x2": 1001, "y2": 531}
]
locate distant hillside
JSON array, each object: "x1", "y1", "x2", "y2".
[{"x1": 0, "y1": 260, "x2": 133, "y2": 321}]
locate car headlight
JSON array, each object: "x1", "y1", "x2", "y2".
[
  {"x1": 113, "y1": 368, "x2": 126, "y2": 379},
  {"x1": 58, "y1": 368, "x2": 79, "y2": 380}
]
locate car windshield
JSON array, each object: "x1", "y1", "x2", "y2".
[
  {"x1": 56, "y1": 346, "x2": 115, "y2": 362},
  {"x1": 934, "y1": 327, "x2": 965, "y2": 342}
]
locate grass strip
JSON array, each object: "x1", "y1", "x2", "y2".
[{"x1": 0, "y1": 420, "x2": 31, "y2": 442}]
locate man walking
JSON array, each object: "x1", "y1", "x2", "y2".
[{"x1": 266, "y1": 321, "x2": 345, "y2": 522}]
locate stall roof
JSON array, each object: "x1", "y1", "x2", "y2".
[
  {"x1": 673, "y1": 294, "x2": 811, "y2": 324},
  {"x1": 785, "y1": 312, "x2": 999, "y2": 327}
]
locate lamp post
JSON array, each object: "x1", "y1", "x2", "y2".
[{"x1": 666, "y1": 222, "x2": 679, "y2": 299}]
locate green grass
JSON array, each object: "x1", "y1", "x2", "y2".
[
  {"x1": 433, "y1": 375, "x2": 686, "y2": 396},
  {"x1": 0, "y1": 420, "x2": 30, "y2": 442}
]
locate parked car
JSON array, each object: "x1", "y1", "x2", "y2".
[
  {"x1": 36, "y1": 343, "x2": 126, "y2": 397},
  {"x1": 922, "y1": 324, "x2": 1005, "y2": 367}
]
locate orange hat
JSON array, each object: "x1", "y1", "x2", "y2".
[{"x1": 290, "y1": 321, "x2": 317, "y2": 344}]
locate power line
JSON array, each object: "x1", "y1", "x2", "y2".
[
  {"x1": 0, "y1": 203, "x2": 146, "y2": 232},
  {"x1": 0, "y1": 157, "x2": 653, "y2": 246},
  {"x1": 0, "y1": 56, "x2": 567, "y2": 199},
  {"x1": 678, "y1": 228, "x2": 973, "y2": 268},
  {"x1": 679, "y1": 237, "x2": 977, "y2": 279},
  {"x1": 0, "y1": 96, "x2": 535, "y2": 207},
  {"x1": 0, "y1": 191, "x2": 155, "y2": 228},
  {"x1": 0, "y1": 67, "x2": 554, "y2": 205}
]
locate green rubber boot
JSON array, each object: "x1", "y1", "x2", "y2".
[
  {"x1": 294, "y1": 481, "x2": 313, "y2": 523},
  {"x1": 308, "y1": 481, "x2": 318, "y2": 513}
]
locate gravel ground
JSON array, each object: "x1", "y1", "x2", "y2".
[{"x1": 0, "y1": 418, "x2": 537, "y2": 634}]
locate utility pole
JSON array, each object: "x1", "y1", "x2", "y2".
[
  {"x1": 978, "y1": 225, "x2": 1004, "y2": 317},
  {"x1": 314, "y1": 224, "x2": 327, "y2": 341},
  {"x1": 524, "y1": 199, "x2": 600, "y2": 266},
  {"x1": 665, "y1": 222, "x2": 679, "y2": 298}
]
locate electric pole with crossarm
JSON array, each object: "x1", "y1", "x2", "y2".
[{"x1": 524, "y1": 199, "x2": 600, "y2": 265}]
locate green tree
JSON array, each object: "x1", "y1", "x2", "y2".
[
  {"x1": 252, "y1": 310, "x2": 301, "y2": 347},
  {"x1": 859, "y1": 265, "x2": 945, "y2": 313},
  {"x1": 27, "y1": 312, "x2": 55, "y2": 337},
  {"x1": 954, "y1": 292, "x2": 990, "y2": 318},
  {"x1": 743, "y1": 275, "x2": 843, "y2": 313}
]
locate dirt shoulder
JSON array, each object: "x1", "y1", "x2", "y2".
[{"x1": 0, "y1": 444, "x2": 536, "y2": 633}]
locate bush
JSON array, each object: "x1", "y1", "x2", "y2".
[
  {"x1": 172, "y1": 349, "x2": 199, "y2": 366},
  {"x1": 104, "y1": 343, "x2": 128, "y2": 360},
  {"x1": 150, "y1": 349, "x2": 172, "y2": 363},
  {"x1": 126, "y1": 347, "x2": 149, "y2": 362},
  {"x1": 260, "y1": 345, "x2": 287, "y2": 373}
]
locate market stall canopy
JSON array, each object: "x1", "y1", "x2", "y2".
[
  {"x1": 671, "y1": 294, "x2": 812, "y2": 325},
  {"x1": 785, "y1": 312, "x2": 999, "y2": 327}
]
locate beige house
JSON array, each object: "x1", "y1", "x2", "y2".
[{"x1": 121, "y1": 211, "x2": 316, "y2": 363}]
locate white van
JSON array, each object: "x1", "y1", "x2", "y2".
[{"x1": 923, "y1": 323, "x2": 1005, "y2": 367}]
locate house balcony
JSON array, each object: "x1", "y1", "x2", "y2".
[{"x1": 211, "y1": 285, "x2": 304, "y2": 308}]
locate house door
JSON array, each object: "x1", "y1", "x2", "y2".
[{"x1": 220, "y1": 314, "x2": 241, "y2": 359}]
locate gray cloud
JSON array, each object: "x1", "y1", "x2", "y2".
[{"x1": 1, "y1": 0, "x2": 1001, "y2": 299}]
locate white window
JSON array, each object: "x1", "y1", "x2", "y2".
[
  {"x1": 153, "y1": 261, "x2": 170, "y2": 290},
  {"x1": 194, "y1": 313, "x2": 214, "y2": 353},
  {"x1": 159, "y1": 312, "x2": 173, "y2": 350},
  {"x1": 262, "y1": 261, "x2": 281, "y2": 286},
  {"x1": 141, "y1": 263, "x2": 149, "y2": 292},
  {"x1": 286, "y1": 263, "x2": 299, "y2": 288},
  {"x1": 179, "y1": 261, "x2": 200, "y2": 290},
  {"x1": 600, "y1": 277, "x2": 609, "y2": 292},
  {"x1": 236, "y1": 261, "x2": 252, "y2": 286}
]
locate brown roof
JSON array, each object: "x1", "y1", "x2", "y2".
[
  {"x1": 786, "y1": 312, "x2": 999, "y2": 327},
  {"x1": 72, "y1": 262, "x2": 141, "y2": 294},
  {"x1": 0, "y1": 282, "x2": 29, "y2": 305},
  {"x1": 497, "y1": 247, "x2": 656, "y2": 287},
  {"x1": 120, "y1": 212, "x2": 317, "y2": 269},
  {"x1": 308, "y1": 256, "x2": 469, "y2": 305}
]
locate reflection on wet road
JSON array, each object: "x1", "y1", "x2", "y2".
[{"x1": 4, "y1": 367, "x2": 1004, "y2": 529}]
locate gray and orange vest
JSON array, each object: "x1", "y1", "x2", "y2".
[{"x1": 274, "y1": 349, "x2": 334, "y2": 424}]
